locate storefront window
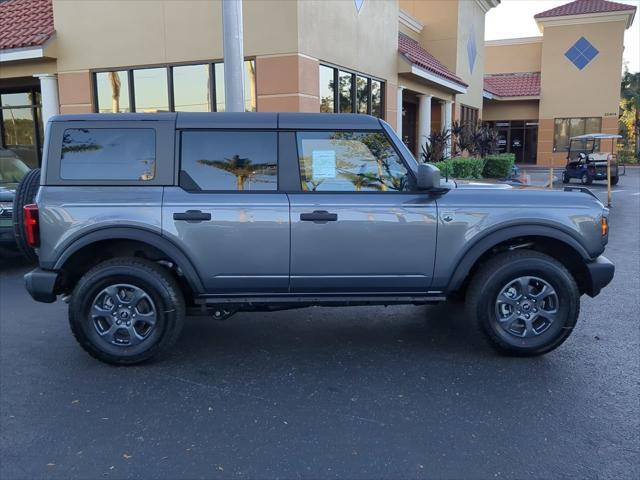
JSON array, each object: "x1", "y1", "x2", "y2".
[
  {"x1": 173, "y1": 64, "x2": 210, "y2": 112},
  {"x1": 338, "y1": 71, "x2": 353, "y2": 113},
  {"x1": 94, "y1": 60, "x2": 256, "y2": 114},
  {"x1": 133, "y1": 68, "x2": 170, "y2": 112},
  {"x1": 319, "y1": 65, "x2": 334, "y2": 113},
  {"x1": 0, "y1": 89, "x2": 42, "y2": 169},
  {"x1": 96, "y1": 71, "x2": 131, "y2": 113},
  {"x1": 319, "y1": 65, "x2": 384, "y2": 118},
  {"x1": 553, "y1": 117, "x2": 601, "y2": 152},
  {"x1": 356, "y1": 76, "x2": 369, "y2": 114}
]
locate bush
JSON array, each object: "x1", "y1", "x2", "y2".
[
  {"x1": 483, "y1": 153, "x2": 515, "y2": 178},
  {"x1": 618, "y1": 147, "x2": 639, "y2": 165},
  {"x1": 436, "y1": 156, "x2": 485, "y2": 180}
]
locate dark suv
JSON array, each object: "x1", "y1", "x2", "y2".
[
  {"x1": 22, "y1": 113, "x2": 614, "y2": 364},
  {"x1": 0, "y1": 147, "x2": 31, "y2": 246}
]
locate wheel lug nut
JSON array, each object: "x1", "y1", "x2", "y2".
[{"x1": 525, "y1": 314, "x2": 530, "y2": 319}]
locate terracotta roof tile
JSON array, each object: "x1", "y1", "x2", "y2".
[
  {"x1": 534, "y1": 0, "x2": 636, "y2": 19},
  {"x1": 484, "y1": 72, "x2": 541, "y2": 98},
  {"x1": 398, "y1": 33, "x2": 468, "y2": 88},
  {"x1": 0, "y1": 0, "x2": 54, "y2": 50}
]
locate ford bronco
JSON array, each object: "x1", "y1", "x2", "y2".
[{"x1": 21, "y1": 113, "x2": 614, "y2": 364}]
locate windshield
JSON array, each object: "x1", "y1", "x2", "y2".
[{"x1": 0, "y1": 153, "x2": 31, "y2": 185}]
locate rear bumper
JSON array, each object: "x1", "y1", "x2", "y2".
[
  {"x1": 24, "y1": 268, "x2": 58, "y2": 303},
  {"x1": 584, "y1": 255, "x2": 614, "y2": 297},
  {"x1": 0, "y1": 225, "x2": 15, "y2": 245}
]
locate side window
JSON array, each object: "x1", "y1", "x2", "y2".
[
  {"x1": 60, "y1": 128, "x2": 156, "y2": 180},
  {"x1": 180, "y1": 131, "x2": 277, "y2": 191},
  {"x1": 296, "y1": 131, "x2": 409, "y2": 192}
]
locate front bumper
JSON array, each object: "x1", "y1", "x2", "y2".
[
  {"x1": 584, "y1": 255, "x2": 615, "y2": 297},
  {"x1": 24, "y1": 268, "x2": 59, "y2": 303}
]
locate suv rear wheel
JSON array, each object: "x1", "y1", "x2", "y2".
[
  {"x1": 69, "y1": 258, "x2": 185, "y2": 365},
  {"x1": 467, "y1": 250, "x2": 580, "y2": 356}
]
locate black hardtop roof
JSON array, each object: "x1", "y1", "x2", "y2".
[{"x1": 49, "y1": 112, "x2": 383, "y2": 130}]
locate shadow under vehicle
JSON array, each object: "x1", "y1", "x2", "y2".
[{"x1": 562, "y1": 133, "x2": 624, "y2": 186}]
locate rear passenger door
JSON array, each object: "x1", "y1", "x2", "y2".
[
  {"x1": 287, "y1": 130, "x2": 438, "y2": 294},
  {"x1": 162, "y1": 129, "x2": 290, "y2": 294}
]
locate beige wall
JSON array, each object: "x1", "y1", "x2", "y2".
[
  {"x1": 0, "y1": 59, "x2": 57, "y2": 79},
  {"x1": 454, "y1": 0, "x2": 486, "y2": 114},
  {"x1": 52, "y1": 0, "x2": 298, "y2": 73},
  {"x1": 485, "y1": 41, "x2": 542, "y2": 74},
  {"x1": 483, "y1": 100, "x2": 540, "y2": 121},
  {"x1": 399, "y1": 0, "x2": 459, "y2": 73},
  {"x1": 538, "y1": 21, "x2": 625, "y2": 119}
]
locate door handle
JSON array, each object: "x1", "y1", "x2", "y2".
[
  {"x1": 173, "y1": 210, "x2": 211, "y2": 223},
  {"x1": 300, "y1": 210, "x2": 338, "y2": 223}
]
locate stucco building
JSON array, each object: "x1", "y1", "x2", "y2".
[{"x1": 0, "y1": 0, "x2": 634, "y2": 170}]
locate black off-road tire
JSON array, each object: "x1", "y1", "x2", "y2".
[
  {"x1": 562, "y1": 172, "x2": 570, "y2": 184},
  {"x1": 581, "y1": 172, "x2": 592, "y2": 185},
  {"x1": 12, "y1": 168, "x2": 40, "y2": 263},
  {"x1": 467, "y1": 250, "x2": 580, "y2": 356},
  {"x1": 69, "y1": 257, "x2": 185, "y2": 365},
  {"x1": 610, "y1": 176, "x2": 619, "y2": 186}
]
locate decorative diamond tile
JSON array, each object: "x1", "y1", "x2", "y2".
[
  {"x1": 565, "y1": 37, "x2": 599, "y2": 70},
  {"x1": 467, "y1": 29, "x2": 477, "y2": 74},
  {"x1": 354, "y1": 0, "x2": 365, "y2": 13}
]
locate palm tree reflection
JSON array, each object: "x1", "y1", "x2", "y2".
[{"x1": 197, "y1": 154, "x2": 276, "y2": 191}]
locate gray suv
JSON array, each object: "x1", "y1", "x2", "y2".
[{"x1": 22, "y1": 113, "x2": 614, "y2": 364}]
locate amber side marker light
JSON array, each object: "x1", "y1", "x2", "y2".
[
  {"x1": 601, "y1": 217, "x2": 608, "y2": 236},
  {"x1": 23, "y1": 204, "x2": 40, "y2": 248}
]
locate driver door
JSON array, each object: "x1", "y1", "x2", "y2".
[{"x1": 288, "y1": 130, "x2": 438, "y2": 294}]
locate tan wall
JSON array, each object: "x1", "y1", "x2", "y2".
[
  {"x1": 399, "y1": 0, "x2": 459, "y2": 73},
  {"x1": 536, "y1": 20, "x2": 626, "y2": 165},
  {"x1": 539, "y1": 21, "x2": 625, "y2": 119},
  {"x1": 482, "y1": 100, "x2": 540, "y2": 121},
  {"x1": 0, "y1": 59, "x2": 57, "y2": 79},
  {"x1": 296, "y1": 0, "x2": 399, "y2": 123},
  {"x1": 485, "y1": 41, "x2": 542, "y2": 74},
  {"x1": 454, "y1": 0, "x2": 486, "y2": 114},
  {"x1": 52, "y1": 0, "x2": 298, "y2": 73},
  {"x1": 256, "y1": 54, "x2": 319, "y2": 112}
]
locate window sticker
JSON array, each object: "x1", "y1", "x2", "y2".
[{"x1": 312, "y1": 150, "x2": 337, "y2": 179}]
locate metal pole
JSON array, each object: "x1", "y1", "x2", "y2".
[
  {"x1": 607, "y1": 154, "x2": 612, "y2": 207},
  {"x1": 549, "y1": 166, "x2": 553, "y2": 189},
  {"x1": 222, "y1": 0, "x2": 245, "y2": 112}
]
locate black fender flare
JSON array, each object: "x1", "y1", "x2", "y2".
[
  {"x1": 47, "y1": 226, "x2": 205, "y2": 294},
  {"x1": 445, "y1": 224, "x2": 592, "y2": 293}
]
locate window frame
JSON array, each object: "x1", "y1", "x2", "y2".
[
  {"x1": 292, "y1": 128, "x2": 416, "y2": 194},
  {"x1": 319, "y1": 63, "x2": 385, "y2": 118},
  {"x1": 177, "y1": 128, "x2": 281, "y2": 194},
  {"x1": 92, "y1": 58, "x2": 257, "y2": 114}
]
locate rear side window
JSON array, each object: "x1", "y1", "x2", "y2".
[
  {"x1": 296, "y1": 131, "x2": 409, "y2": 192},
  {"x1": 180, "y1": 131, "x2": 277, "y2": 191},
  {"x1": 60, "y1": 128, "x2": 156, "y2": 180}
]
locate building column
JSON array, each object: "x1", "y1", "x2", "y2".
[
  {"x1": 33, "y1": 74, "x2": 59, "y2": 126},
  {"x1": 396, "y1": 86, "x2": 405, "y2": 138},
  {"x1": 441, "y1": 100, "x2": 452, "y2": 157},
  {"x1": 417, "y1": 94, "x2": 432, "y2": 152}
]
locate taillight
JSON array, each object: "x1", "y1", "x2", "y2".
[{"x1": 23, "y1": 204, "x2": 40, "y2": 248}]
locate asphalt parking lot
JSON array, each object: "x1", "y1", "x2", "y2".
[{"x1": 1, "y1": 169, "x2": 639, "y2": 480}]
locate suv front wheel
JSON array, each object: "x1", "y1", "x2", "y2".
[
  {"x1": 69, "y1": 258, "x2": 185, "y2": 365},
  {"x1": 467, "y1": 250, "x2": 580, "y2": 356}
]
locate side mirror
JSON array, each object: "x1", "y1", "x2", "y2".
[{"x1": 416, "y1": 163, "x2": 441, "y2": 190}]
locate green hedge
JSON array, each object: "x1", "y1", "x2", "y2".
[
  {"x1": 437, "y1": 156, "x2": 485, "y2": 180},
  {"x1": 483, "y1": 153, "x2": 515, "y2": 178}
]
